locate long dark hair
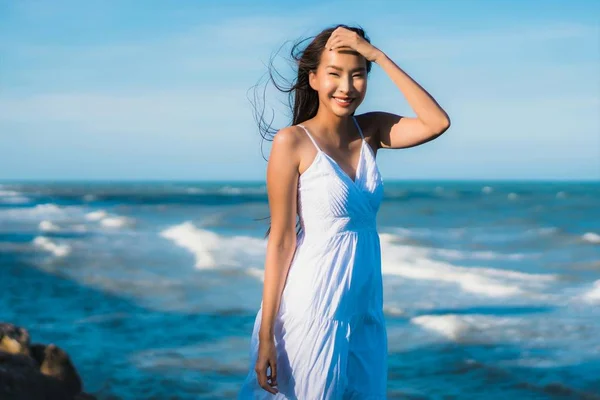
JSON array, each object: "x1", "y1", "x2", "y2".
[{"x1": 248, "y1": 24, "x2": 373, "y2": 238}]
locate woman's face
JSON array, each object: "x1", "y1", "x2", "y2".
[{"x1": 309, "y1": 48, "x2": 367, "y2": 116}]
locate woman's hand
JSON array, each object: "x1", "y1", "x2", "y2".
[
  {"x1": 325, "y1": 27, "x2": 383, "y2": 62},
  {"x1": 255, "y1": 337, "x2": 278, "y2": 394}
]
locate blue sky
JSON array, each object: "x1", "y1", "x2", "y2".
[{"x1": 1, "y1": 0, "x2": 598, "y2": 181}]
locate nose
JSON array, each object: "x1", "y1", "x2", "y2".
[{"x1": 337, "y1": 75, "x2": 353, "y2": 95}]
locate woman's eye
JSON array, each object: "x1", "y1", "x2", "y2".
[
  {"x1": 353, "y1": 74, "x2": 363, "y2": 78},
  {"x1": 329, "y1": 73, "x2": 339, "y2": 76}
]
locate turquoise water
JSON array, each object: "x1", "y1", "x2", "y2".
[{"x1": 1, "y1": 180, "x2": 599, "y2": 399}]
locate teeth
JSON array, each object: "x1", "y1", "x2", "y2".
[{"x1": 334, "y1": 98, "x2": 352, "y2": 104}]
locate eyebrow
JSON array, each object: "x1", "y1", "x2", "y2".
[{"x1": 326, "y1": 65, "x2": 367, "y2": 72}]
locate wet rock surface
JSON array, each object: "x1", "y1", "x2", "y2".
[{"x1": 0, "y1": 322, "x2": 96, "y2": 400}]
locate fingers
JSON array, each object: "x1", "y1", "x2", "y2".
[
  {"x1": 328, "y1": 38, "x2": 346, "y2": 51},
  {"x1": 326, "y1": 27, "x2": 354, "y2": 48},
  {"x1": 327, "y1": 35, "x2": 355, "y2": 51},
  {"x1": 255, "y1": 360, "x2": 279, "y2": 394},
  {"x1": 327, "y1": 32, "x2": 343, "y2": 49},
  {"x1": 326, "y1": 29, "x2": 341, "y2": 50},
  {"x1": 269, "y1": 362, "x2": 278, "y2": 387}
]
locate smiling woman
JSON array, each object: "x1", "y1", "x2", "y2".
[{"x1": 240, "y1": 23, "x2": 450, "y2": 399}]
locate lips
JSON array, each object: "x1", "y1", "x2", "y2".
[{"x1": 333, "y1": 97, "x2": 354, "y2": 106}]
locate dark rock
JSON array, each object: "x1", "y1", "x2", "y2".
[
  {"x1": 74, "y1": 393, "x2": 98, "y2": 400},
  {"x1": 36, "y1": 343, "x2": 83, "y2": 396},
  {"x1": 0, "y1": 323, "x2": 30, "y2": 356},
  {"x1": 0, "y1": 322, "x2": 94, "y2": 400},
  {"x1": 0, "y1": 351, "x2": 51, "y2": 400}
]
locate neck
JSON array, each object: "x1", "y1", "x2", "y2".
[{"x1": 311, "y1": 112, "x2": 355, "y2": 144}]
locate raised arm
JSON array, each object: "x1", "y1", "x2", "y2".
[
  {"x1": 324, "y1": 27, "x2": 450, "y2": 150},
  {"x1": 371, "y1": 52, "x2": 451, "y2": 149},
  {"x1": 255, "y1": 127, "x2": 300, "y2": 394}
]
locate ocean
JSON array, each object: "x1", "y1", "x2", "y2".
[{"x1": 1, "y1": 180, "x2": 599, "y2": 399}]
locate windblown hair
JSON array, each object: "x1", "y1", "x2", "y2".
[{"x1": 249, "y1": 24, "x2": 373, "y2": 237}]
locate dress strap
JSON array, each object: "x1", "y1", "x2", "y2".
[
  {"x1": 297, "y1": 124, "x2": 321, "y2": 151},
  {"x1": 352, "y1": 115, "x2": 365, "y2": 140}
]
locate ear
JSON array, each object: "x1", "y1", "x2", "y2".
[{"x1": 308, "y1": 69, "x2": 319, "y2": 91}]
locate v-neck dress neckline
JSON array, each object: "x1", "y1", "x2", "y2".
[{"x1": 297, "y1": 116, "x2": 366, "y2": 186}]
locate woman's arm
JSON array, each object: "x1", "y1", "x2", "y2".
[
  {"x1": 260, "y1": 127, "x2": 299, "y2": 339},
  {"x1": 371, "y1": 52, "x2": 451, "y2": 149},
  {"x1": 324, "y1": 27, "x2": 450, "y2": 150},
  {"x1": 255, "y1": 127, "x2": 300, "y2": 394}
]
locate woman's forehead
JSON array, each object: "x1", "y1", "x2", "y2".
[{"x1": 319, "y1": 50, "x2": 366, "y2": 70}]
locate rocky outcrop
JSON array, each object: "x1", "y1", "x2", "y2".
[{"x1": 0, "y1": 323, "x2": 96, "y2": 400}]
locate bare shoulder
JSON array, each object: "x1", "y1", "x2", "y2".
[
  {"x1": 271, "y1": 125, "x2": 318, "y2": 176},
  {"x1": 267, "y1": 125, "x2": 307, "y2": 176},
  {"x1": 271, "y1": 125, "x2": 303, "y2": 149},
  {"x1": 270, "y1": 126, "x2": 305, "y2": 163}
]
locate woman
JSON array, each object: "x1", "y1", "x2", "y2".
[{"x1": 239, "y1": 24, "x2": 450, "y2": 399}]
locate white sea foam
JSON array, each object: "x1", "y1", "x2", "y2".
[
  {"x1": 246, "y1": 267, "x2": 265, "y2": 280},
  {"x1": 581, "y1": 280, "x2": 600, "y2": 303},
  {"x1": 411, "y1": 312, "x2": 600, "y2": 364},
  {"x1": 85, "y1": 210, "x2": 108, "y2": 221},
  {"x1": 383, "y1": 305, "x2": 406, "y2": 317},
  {"x1": 39, "y1": 220, "x2": 60, "y2": 232},
  {"x1": 434, "y1": 248, "x2": 530, "y2": 261},
  {"x1": 217, "y1": 185, "x2": 266, "y2": 195},
  {"x1": 85, "y1": 209, "x2": 134, "y2": 229},
  {"x1": 379, "y1": 233, "x2": 556, "y2": 298},
  {"x1": 582, "y1": 232, "x2": 600, "y2": 244},
  {"x1": 129, "y1": 337, "x2": 249, "y2": 373},
  {"x1": 0, "y1": 190, "x2": 21, "y2": 196},
  {"x1": 160, "y1": 222, "x2": 266, "y2": 270},
  {"x1": 33, "y1": 236, "x2": 71, "y2": 257},
  {"x1": 0, "y1": 203, "x2": 68, "y2": 220},
  {"x1": 33, "y1": 203, "x2": 63, "y2": 214},
  {"x1": 411, "y1": 314, "x2": 514, "y2": 341},
  {"x1": 482, "y1": 186, "x2": 493, "y2": 194},
  {"x1": 394, "y1": 226, "x2": 557, "y2": 246},
  {"x1": 0, "y1": 190, "x2": 30, "y2": 204},
  {"x1": 100, "y1": 216, "x2": 134, "y2": 228},
  {"x1": 220, "y1": 186, "x2": 242, "y2": 195},
  {"x1": 508, "y1": 192, "x2": 519, "y2": 200}
]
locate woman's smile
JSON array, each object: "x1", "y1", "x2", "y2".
[{"x1": 333, "y1": 97, "x2": 355, "y2": 107}]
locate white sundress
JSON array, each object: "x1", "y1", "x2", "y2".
[{"x1": 239, "y1": 115, "x2": 387, "y2": 399}]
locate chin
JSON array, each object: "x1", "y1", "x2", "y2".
[
  {"x1": 331, "y1": 102, "x2": 357, "y2": 114},
  {"x1": 332, "y1": 106, "x2": 356, "y2": 116}
]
